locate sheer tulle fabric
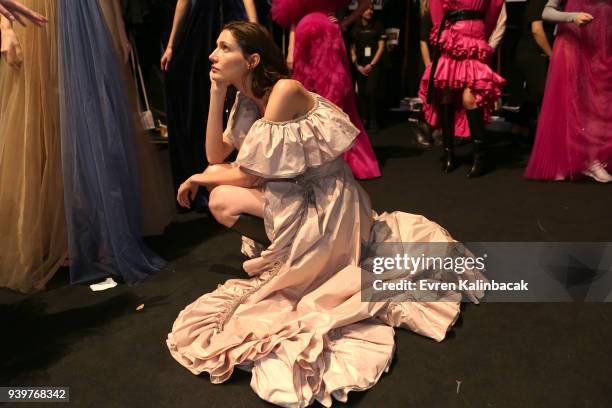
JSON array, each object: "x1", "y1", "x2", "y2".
[
  {"x1": 272, "y1": 1, "x2": 381, "y2": 180},
  {"x1": 0, "y1": 0, "x2": 67, "y2": 293},
  {"x1": 57, "y1": 0, "x2": 165, "y2": 284},
  {"x1": 525, "y1": 0, "x2": 612, "y2": 180},
  {"x1": 168, "y1": 93, "x2": 485, "y2": 407},
  {"x1": 418, "y1": 0, "x2": 506, "y2": 137},
  {"x1": 98, "y1": 0, "x2": 174, "y2": 235}
]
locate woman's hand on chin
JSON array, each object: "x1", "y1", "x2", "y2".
[
  {"x1": 210, "y1": 74, "x2": 229, "y2": 94},
  {"x1": 177, "y1": 177, "x2": 199, "y2": 209}
]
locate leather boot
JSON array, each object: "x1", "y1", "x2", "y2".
[
  {"x1": 230, "y1": 214, "x2": 271, "y2": 246},
  {"x1": 466, "y1": 107, "x2": 487, "y2": 178},
  {"x1": 440, "y1": 103, "x2": 457, "y2": 173}
]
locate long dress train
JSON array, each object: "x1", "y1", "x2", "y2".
[
  {"x1": 272, "y1": 0, "x2": 381, "y2": 180},
  {"x1": 167, "y1": 92, "x2": 484, "y2": 407},
  {"x1": 525, "y1": 0, "x2": 612, "y2": 180},
  {"x1": 0, "y1": 0, "x2": 67, "y2": 293}
]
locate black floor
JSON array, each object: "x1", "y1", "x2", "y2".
[{"x1": 1, "y1": 122, "x2": 611, "y2": 408}]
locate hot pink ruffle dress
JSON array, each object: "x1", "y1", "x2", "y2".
[
  {"x1": 418, "y1": 0, "x2": 506, "y2": 137},
  {"x1": 167, "y1": 92, "x2": 485, "y2": 407},
  {"x1": 271, "y1": 0, "x2": 381, "y2": 179}
]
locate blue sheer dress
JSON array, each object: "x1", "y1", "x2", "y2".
[{"x1": 58, "y1": 0, "x2": 165, "y2": 284}]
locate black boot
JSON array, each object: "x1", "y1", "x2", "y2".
[
  {"x1": 230, "y1": 214, "x2": 271, "y2": 246},
  {"x1": 440, "y1": 103, "x2": 457, "y2": 173},
  {"x1": 465, "y1": 107, "x2": 487, "y2": 178}
]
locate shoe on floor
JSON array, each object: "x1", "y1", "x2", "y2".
[
  {"x1": 582, "y1": 161, "x2": 612, "y2": 183},
  {"x1": 90, "y1": 277, "x2": 118, "y2": 292}
]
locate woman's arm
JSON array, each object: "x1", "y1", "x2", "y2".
[
  {"x1": 177, "y1": 166, "x2": 260, "y2": 208},
  {"x1": 369, "y1": 38, "x2": 385, "y2": 67},
  {"x1": 242, "y1": 0, "x2": 258, "y2": 23},
  {"x1": 542, "y1": 0, "x2": 588, "y2": 24},
  {"x1": 0, "y1": 13, "x2": 10, "y2": 29},
  {"x1": 161, "y1": 0, "x2": 189, "y2": 70},
  {"x1": 420, "y1": 41, "x2": 431, "y2": 66},
  {"x1": 488, "y1": 3, "x2": 506, "y2": 49},
  {"x1": 206, "y1": 82, "x2": 236, "y2": 164},
  {"x1": 0, "y1": 0, "x2": 46, "y2": 26},
  {"x1": 190, "y1": 167, "x2": 259, "y2": 189},
  {"x1": 1, "y1": 14, "x2": 23, "y2": 69},
  {"x1": 286, "y1": 24, "x2": 295, "y2": 70},
  {"x1": 531, "y1": 20, "x2": 553, "y2": 57}
]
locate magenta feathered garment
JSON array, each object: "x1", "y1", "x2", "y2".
[
  {"x1": 418, "y1": 0, "x2": 506, "y2": 137},
  {"x1": 525, "y1": 0, "x2": 612, "y2": 181},
  {"x1": 272, "y1": 0, "x2": 381, "y2": 179}
]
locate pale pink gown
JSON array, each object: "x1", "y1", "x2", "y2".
[{"x1": 167, "y1": 92, "x2": 484, "y2": 407}]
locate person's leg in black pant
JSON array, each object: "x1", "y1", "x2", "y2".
[
  {"x1": 439, "y1": 91, "x2": 457, "y2": 173},
  {"x1": 365, "y1": 65, "x2": 382, "y2": 131}
]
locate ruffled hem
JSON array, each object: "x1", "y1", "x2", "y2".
[
  {"x1": 426, "y1": 57, "x2": 505, "y2": 104},
  {"x1": 250, "y1": 320, "x2": 395, "y2": 408},
  {"x1": 235, "y1": 94, "x2": 359, "y2": 179},
  {"x1": 377, "y1": 301, "x2": 460, "y2": 342},
  {"x1": 430, "y1": 25, "x2": 493, "y2": 62},
  {"x1": 167, "y1": 259, "x2": 289, "y2": 382},
  {"x1": 418, "y1": 57, "x2": 506, "y2": 137}
]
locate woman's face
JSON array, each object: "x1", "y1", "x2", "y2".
[
  {"x1": 362, "y1": 6, "x2": 374, "y2": 20},
  {"x1": 209, "y1": 30, "x2": 250, "y2": 83}
]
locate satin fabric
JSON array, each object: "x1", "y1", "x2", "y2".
[
  {"x1": 418, "y1": 0, "x2": 506, "y2": 137},
  {"x1": 272, "y1": 0, "x2": 381, "y2": 180},
  {"x1": 167, "y1": 92, "x2": 485, "y2": 407},
  {"x1": 525, "y1": 0, "x2": 612, "y2": 180},
  {"x1": 0, "y1": 0, "x2": 67, "y2": 293},
  {"x1": 57, "y1": 0, "x2": 165, "y2": 284}
]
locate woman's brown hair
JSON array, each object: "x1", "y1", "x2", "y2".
[{"x1": 223, "y1": 21, "x2": 289, "y2": 98}]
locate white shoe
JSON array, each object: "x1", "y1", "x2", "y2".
[
  {"x1": 90, "y1": 277, "x2": 118, "y2": 291},
  {"x1": 582, "y1": 161, "x2": 612, "y2": 183}
]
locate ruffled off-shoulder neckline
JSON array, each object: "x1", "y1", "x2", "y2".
[{"x1": 234, "y1": 92, "x2": 360, "y2": 179}]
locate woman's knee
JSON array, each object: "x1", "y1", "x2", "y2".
[
  {"x1": 462, "y1": 88, "x2": 478, "y2": 110},
  {"x1": 208, "y1": 186, "x2": 232, "y2": 224}
]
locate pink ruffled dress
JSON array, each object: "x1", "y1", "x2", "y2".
[
  {"x1": 167, "y1": 92, "x2": 485, "y2": 407},
  {"x1": 418, "y1": 0, "x2": 506, "y2": 137},
  {"x1": 271, "y1": 0, "x2": 381, "y2": 179}
]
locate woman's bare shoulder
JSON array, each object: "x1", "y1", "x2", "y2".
[{"x1": 264, "y1": 79, "x2": 313, "y2": 122}]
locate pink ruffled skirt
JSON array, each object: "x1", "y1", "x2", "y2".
[{"x1": 418, "y1": 20, "x2": 506, "y2": 137}]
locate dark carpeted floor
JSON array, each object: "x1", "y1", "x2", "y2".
[{"x1": 1, "y1": 122, "x2": 611, "y2": 408}]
